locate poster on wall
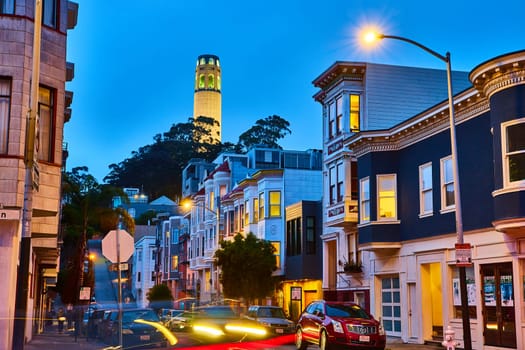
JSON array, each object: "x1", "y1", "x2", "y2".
[
  {"x1": 291, "y1": 286, "x2": 302, "y2": 300},
  {"x1": 484, "y1": 275, "x2": 496, "y2": 306},
  {"x1": 453, "y1": 279, "x2": 461, "y2": 306},
  {"x1": 501, "y1": 275, "x2": 513, "y2": 307},
  {"x1": 452, "y1": 278, "x2": 477, "y2": 306},
  {"x1": 467, "y1": 279, "x2": 476, "y2": 306}
]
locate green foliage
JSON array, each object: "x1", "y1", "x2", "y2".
[
  {"x1": 147, "y1": 284, "x2": 174, "y2": 303},
  {"x1": 237, "y1": 115, "x2": 291, "y2": 152},
  {"x1": 58, "y1": 166, "x2": 134, "y2": 303},
  {"x1": 215, "y1": 233, "x2": 277, "y2": 303},
  {"x1": 103, "y1": 115, "x2": 291, "y2": 199}
]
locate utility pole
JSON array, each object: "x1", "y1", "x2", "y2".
[{"x1": 12, "y1": 1, "x2": 42, "y2": 348}]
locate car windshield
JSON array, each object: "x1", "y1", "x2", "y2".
[
  {"x1": 257, "y1": 307, "x2": 286, "y2": 318},
  {"x1": 122, "y1": 309, "x2": 160, "y2": 323},
  {"x1": 200, "y1": 307, "x2": 236, "y2": 317},
  {"x1": 325, "y1": 304, "x2": 371, "y2": 319}
]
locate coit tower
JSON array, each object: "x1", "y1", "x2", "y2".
[{"x1": 193, "y1": 54, "x2": 222, "y2": 143}]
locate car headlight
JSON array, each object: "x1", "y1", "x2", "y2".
[
  {"x1": 260, "y1": 321, "x2": 271, "y2": 327},
  {"x1": 331, "y1": 320, "x2": 344, "y2": 333},
  {"x1": 122, "y1": 328, "x2": 134, "y2": 335}
]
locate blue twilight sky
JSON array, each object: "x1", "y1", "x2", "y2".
[{"x1": 65, "y1": 0, "x2": 525, "y2": 183}]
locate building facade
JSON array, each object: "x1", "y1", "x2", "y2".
[
  {"x1": 312, "y1": 61, "x2": 472, "y2": 311},
  {"x1": 193, "y1": 54, "x2": 222, "y2": 143},
  {"x1": 0, "y1": 1, "x2": 77, "y2": 346},
  {"x1": 183, "y1": 147, "x2": 324, "y2": 305},
  {"x1": 345, "y1": 51, "x2": 525, "y2": 349},
  {"x1": 132, "y1": 227, "x2": 156, "y2": 308}
]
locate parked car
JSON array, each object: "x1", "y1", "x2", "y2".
[
  {"x1": 166, "y1": 310, "x2": 198, "y2": 331},
  {"x1": 104, "y1": 308, "x2": 167, "y2": 348},
  {"x1": 245, "y1": 305, "x2": 295, "y2": 336},
  {"x1": 159, "y1": 308, "x2": 183, "y2": 324},
  {"x1": 88, "y1": 309, "x2": 110, "y2": 340},
  {"x1": 191, "y1": 305, "x2": 265, "y2": 343},
  {"x1": 295, "y1": 300, "x2": 386, "y2": 350}
]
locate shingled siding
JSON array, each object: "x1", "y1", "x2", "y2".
[{"x1": 365, "y1": 63, "x2": 472, "y2": 130}]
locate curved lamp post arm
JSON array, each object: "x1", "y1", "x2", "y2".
[{"x1": 379, "y1": 34, "x2": 448, "y2": 63}]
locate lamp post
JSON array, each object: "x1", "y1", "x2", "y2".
[{"x1": 364, "y1": 32, "x2": 471, "y2": 349}]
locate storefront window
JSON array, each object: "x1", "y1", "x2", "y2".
[{"x1": 452, "y1": 266, "x2": 476, "y2": 319}]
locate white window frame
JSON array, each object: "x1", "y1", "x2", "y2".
[
  {"x1": 501, "y1": 117, "x2": 525, "y2": 189},
  {"x1": 359, "y1": 177, "x2": 370, "y2": 223},
  {"x1": 377, "y1": 174, "x2": 397, "y2": 221},
  {"x1": 419, "y1": 162, "x2": 433, "y2": 217},
  {"x1": 440, "y1": 156, "x2": 455, "y2": 212}
]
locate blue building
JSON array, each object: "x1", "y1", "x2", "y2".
[{"x1": 345, "y1": 51, "x2": 525, "y2": 348}]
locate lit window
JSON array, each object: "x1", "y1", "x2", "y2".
[
  {"x1": 360, "y1": 177, "x2": 370, "y2": 223},
  {"x1": 239, "y1": 203, "x2": 244, "y2": 229},
  {"x1": 271, "y1": 241, "x2": 280, "y2": 269},
  {"x1": 441, "y1": 156, "x2": 455, "y2": 210},
  {"x1": 269, "y1": 191, "x2": 281, "y2": 217},
  {"x1": 419, "y1": 162, "x2": 433, "y2": 215},
  {"x1": 0, "y1": 0, "x2": 14, "y2": 15},
  {"x1": 200, "y1": 57, "x2": 206, "y2": 65},
  {"x1": 502, "y1": 118, "x2": 525, "y2": 186},
  {"x1": 244, "y1": 200, "x2": 249, "y2": 226},
  {"x1": 199, "y1": 74, "x2": 205, "y2": 88},
  {"x1": 217, "y1": 76, "x2": 221, "y2": 90},
  {"x1": 336, "y1": 96, "x2": 343, "y2": 135},
  {"x1": 258, "y1": 192, "x2": 265, "y2": 219},
  {"x1": 38, "y1": 86, "x2": 55, "y2": 162},
  {"x1": 209, "y1": 191, "x2": 215, "y2": 212},
  {"x1": 43, "y1": 0, "x2": 57, "y2": 28},
  {"x1": 208, "y1": 74, "x2": 215, "y2": 89},
  {"x1": 350, "y1": 94, "x2": 360, "y2": 132},
  {"x1": 171, "y1": 255, "x2": 178, "y2": 271},
  {"x1": 253, "y1": 198, "x2": 259, "y2": 223},
  {"x1": 377, "y1": 174, "x2": 397, "y2": 220}
]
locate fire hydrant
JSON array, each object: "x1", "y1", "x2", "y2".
[{"x1": 442, "y1": 325, "x2": 459, "y2": 350}]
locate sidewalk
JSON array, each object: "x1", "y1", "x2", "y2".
[{"x1": 25, "y1": 324, "x2": 106, "y2": 350}]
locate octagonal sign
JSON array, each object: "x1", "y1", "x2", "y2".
[{"x1": 102, "y1": 229, "x2": 134, "y2": 263}]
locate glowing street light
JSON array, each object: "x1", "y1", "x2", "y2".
[{"x1": 361, "y1": 30, "x2": 471, "y2": 350}]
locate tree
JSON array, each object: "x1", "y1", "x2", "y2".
[
  {"x1": 147, "y1": 284, "x2": 174, "y2": 312},
  {"x1": 215, "y1": 233, "x2": 277, "y2": 304},
  {"x1": 58, "y1": 166, "x2": 134, "y2": 304},
  {"x1": 237, "y1": 115, "x2": 291, "y2": 151}
]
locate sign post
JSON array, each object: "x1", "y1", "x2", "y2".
[{"x1": 102, "y1": 228, "x2": 134, "y2": 348}]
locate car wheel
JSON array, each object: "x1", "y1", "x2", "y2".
[
  {"x1": 319, "y1": 330, "x2": 331, "y2": 350},
  {"x1": 295, "y1": 328, "x2": 308, "y2": 350}
]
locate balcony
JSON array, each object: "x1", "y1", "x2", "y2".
[{"x1": 325, "y1": 199, "x2": 358, "y2": 228}]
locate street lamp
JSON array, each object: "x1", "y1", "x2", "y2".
[{"x1": 363, "y1": 31, "x2": 471, "y2": 349}]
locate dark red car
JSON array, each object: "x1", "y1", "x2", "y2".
[{"x1": 295, "y1": 300, "x2": 386, "y2": 350}]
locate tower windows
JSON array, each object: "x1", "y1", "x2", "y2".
[
  {"x1": 199, "y1": 74, "x2": 205, "y2": 89},
  {"x1": 208, "y1": 74, "x2": 214, "y2": 89}
]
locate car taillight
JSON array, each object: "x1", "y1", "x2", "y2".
[{"x1": 331, "y1": 320, "x2": 344, "y2": 333}]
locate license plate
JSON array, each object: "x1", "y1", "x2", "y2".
[
  {"x1": 359, "y1": 335, "x2": 370, "y2": 342},
  {"x1": 275, "y1": 328, "x2": 283, "y2": 334},
  {"x1": 140, "y1": 335, "x2": 150, "y2": 341}
]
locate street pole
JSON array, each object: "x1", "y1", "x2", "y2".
[
  {"x1": 376, "y1": 34, "x2": 472, "y2": 350},
  {"x1": 116, "y1": 219, "x2": 123, "y2": 348},
  {"x1": 13, "y1": 1, "x2": 42, "y2": 348}
]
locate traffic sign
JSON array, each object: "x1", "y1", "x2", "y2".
[
  {"x1": 455, "y1": 243, "x2": 472, "y2": 267},
  {"x1": 102, "y1": 229, "x2": 134, "y2": 263}
]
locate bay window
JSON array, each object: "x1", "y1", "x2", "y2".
[
  {"x1": 440, "y1": 156, "x2": 454, "y2": 210},
  {"x1": 419, "y1": 162, "x2": 433, "y2": 216},
  {"x1": 502, "y1": 118, "x2": 525, "y2": 186},
  {"x1": 377, "y1": 174, "x2": 397, "y2": 220},
  {"x1": 360, "y1": 177, "x2": 370, "y2": 223}
]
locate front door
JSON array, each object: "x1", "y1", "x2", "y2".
[{"x1": 481, "y1": 262, "x2": 516, "y2": 348}]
